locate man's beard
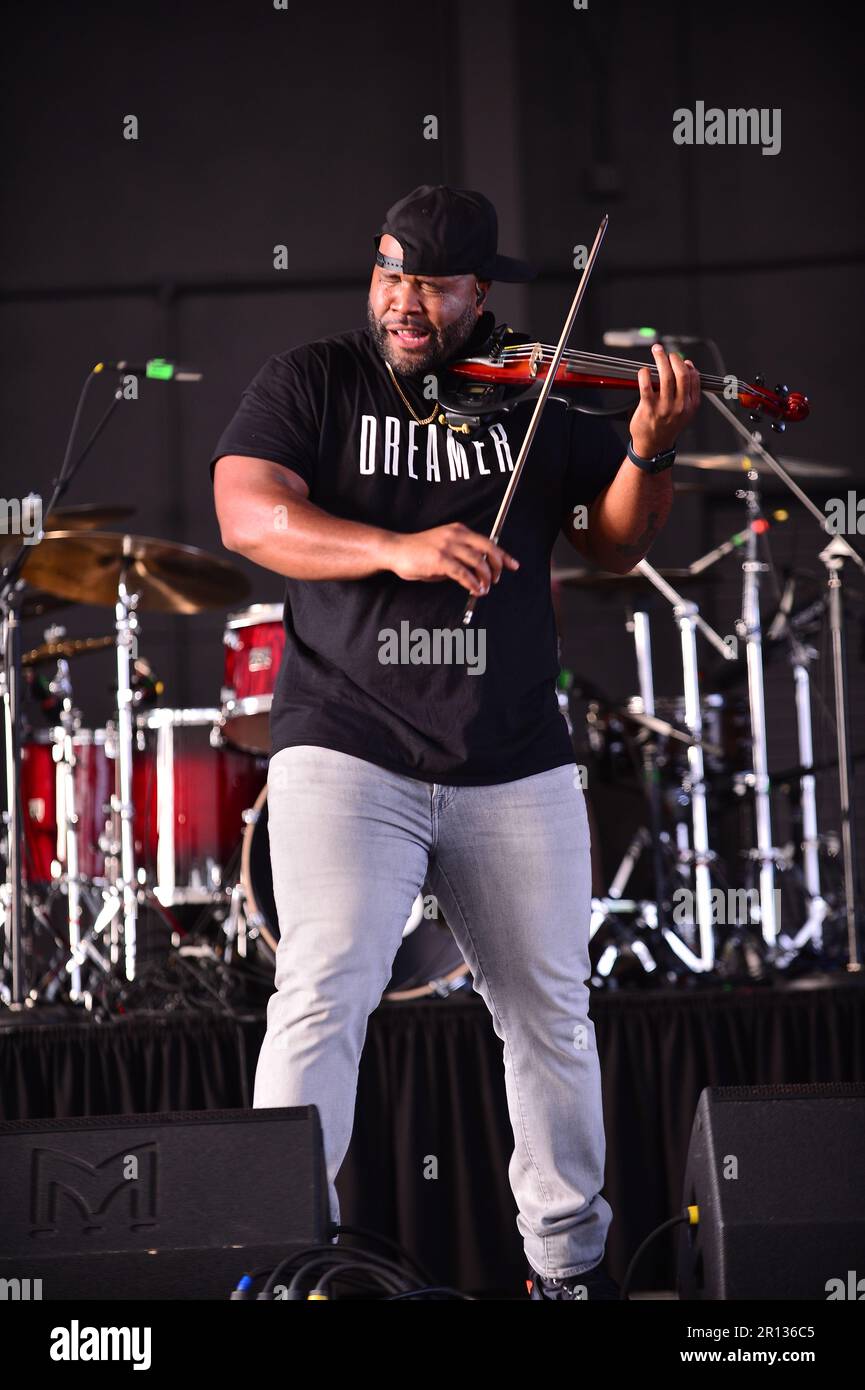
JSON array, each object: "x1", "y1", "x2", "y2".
[{"x1": 366, "y1": 298, "x2": 479, "y2": 379}]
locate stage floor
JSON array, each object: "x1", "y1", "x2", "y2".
[{"x1": 2, "y1": 975, "x2": 863, "y2": 1296}]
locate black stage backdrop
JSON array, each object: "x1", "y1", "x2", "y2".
[
  {"x1": 2, "y1": 983, "x2": 863, "y2": 1295},
  {"x1": 3, "y1": 0, "x2": 865, "y2": 878}
]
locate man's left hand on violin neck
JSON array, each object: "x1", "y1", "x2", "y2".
[{"x1": 628, "y1": 342, "x2": 701, "y2": 459}]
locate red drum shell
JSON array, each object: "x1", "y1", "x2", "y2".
[
  {"x1": 133, "y1": 708, "x2": 266, "y2": 905},
  {"x1": 20, "y1": 729, "x2": 112, "y2": 883},
  {"x1": 222, "y1": 604, "x2": 285, "y2": 755}
]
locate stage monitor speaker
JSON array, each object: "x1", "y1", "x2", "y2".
[
  {"x1": 0, "y1": 1106, "x2": 329, "y2": 1300},
  {"x1": 677, "y1": 1083, "x2": 865, "y2": 1300}
]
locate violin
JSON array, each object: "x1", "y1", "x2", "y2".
[
  {"x1": 438, "y1": 331, "x2": 809, "y2": 436},
  {"x1": 453, "y1": 214, "x2": 810, "y2": 626}
]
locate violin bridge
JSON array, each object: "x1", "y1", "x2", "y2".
[{"x1": 529, "y1": 342, "x2": 543, "y2": 378}]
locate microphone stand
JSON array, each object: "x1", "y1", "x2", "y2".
[{"x1": 0, "y1": 375, "x2": 123, "y2": 1006}]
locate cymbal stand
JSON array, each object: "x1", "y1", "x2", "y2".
[
  {"x1": 820, "y1": 536, "x2": 862, "y2": 960},
  {"x1": 0, "y1": 580, "x2": 26, "y2": 1004},
  {"x1": 86, "y1": 551, "x2": 140, "y2": 980},
  {"x1": 52, "y1": 663, "x2": 85, "y2": 999},
  {"x1": 627, "y1": 609, "x2": 670, "y2": 931},
  {"x1": 781, "y1": 626, "x2": 829, "y2": 953},
  {"x1": 734, "y1": 482, "x2": 783, "y2": 946},
  {"x1": 703, "y1": 391, "x2": 863, "y2": 971}
]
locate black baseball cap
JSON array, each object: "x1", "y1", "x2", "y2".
[{"x1": 373, "y1": 184, "x2": 537, "y2": 283}]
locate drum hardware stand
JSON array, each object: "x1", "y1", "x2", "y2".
[
  {"x1": 221, "y1": 799, "x2": 278, "y2": 963},
  {"x1": 629, "y1": 609, "x2": 673, "y2": 935},
  {"x1": 820, "y1": 536, "x2": 863, "y2": 969},
  {"x1": 222, "y1": 880, "x2": 250, "y2": 962},
  {"x1": 633, "y1": 560, "x2": 737, "y2": 972},
  {"x1": 688, "y1": 512, "x2": 829, "y2": 960},
  {"x1": 702, "y1": 390, "x2": 864, "y2": 971},
  {"x1": 588, "y1": 610, "x2": 683, "y2": 973},
  {"x1": 731, "y1": 480, "x2": 783, "y2": 946},
  {"x1": 588, "y1": 895, "x2": 659, "y2": 981},
  {"x1": 0, "y1": 579, "x2": 27, "y2": 1005},
  {"x1": 50, "y1": 665, "x2": 87, "y2": 999},
  {"x1": 84, "y1": 552, "x2": 140, "y2": 981},
  {"x1": 584, "y1": 683, "x2": 728, "y2": 975},
  {"x1": 779, "y1": 632, "x2": 830, "y2": 952}
]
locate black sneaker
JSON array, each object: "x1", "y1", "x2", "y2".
[{"x1": 527, "y1": 1262, "x2": 622, "y2": 1301}]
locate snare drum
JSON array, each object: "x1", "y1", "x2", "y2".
[
  {"x1": 221, "y1": 603, "x2": 285, "y2": 755},
  {"x1": 133, "y1": 708, "x2": 267, "y2": 906},
  {"x1": 20, "y1": 727, "x2": 112, "y2": 883}
]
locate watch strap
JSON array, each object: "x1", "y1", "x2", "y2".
[{"x1": 627, "y1": 436, "x2": 676, "y2": 474}]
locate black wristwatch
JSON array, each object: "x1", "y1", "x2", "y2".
[{"x1": 626, "y1": 436, "x2": 677, "y2": 475}]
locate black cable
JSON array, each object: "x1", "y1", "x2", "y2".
[
  {"x1": 620, "y1": 1209, "x2": 694, "y2": 1300},
  {"x1": 333, "y1": 1222, "x2": 437, "y2": 1286},
  {"x1": 307, "y1": 1259, "x2": 407, "y2": 1299},
  {"x1": 262, "y1": 1242, "x2": 404, "y2": 1297},
  {"x1": 1, "y1": 367, "x2": 119, "y2": 593},
  {"x1": 285, "y1": 1249, "x2": 415, "y2": 1299},
  {"x1": 384, "y1": 1286, "x2": 475, "y2": 1301}
]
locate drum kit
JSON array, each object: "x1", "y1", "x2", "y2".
[
  {"x1": 553, "y1": 438, "x2": 865, "y2": 984},
  {"x1": 1, "y1": 515, "x2": 470, "y2": 1013},
  {"x1": 1, "y1": 423, "x2": 863, "y2": 1009}
]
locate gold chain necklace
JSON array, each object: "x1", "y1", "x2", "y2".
[{"x1": 384, "y1": 361, "x2": 441, "y2": 427}]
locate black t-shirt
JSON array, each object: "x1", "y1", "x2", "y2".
[{"x1": 210, "y1": 313, "x2": 625, "y2": 785}]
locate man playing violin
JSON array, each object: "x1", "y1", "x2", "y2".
[{"x1": 210, "y1": 184, "x2": 700, "y2": 1300}]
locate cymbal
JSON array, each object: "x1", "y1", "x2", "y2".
[
  {"x1": 0, "y1": 503, "x2": 137, "y2": 569},
  {"x1": 23, "y1": 634, "x2": 115, "y2": 666},
  {"x1": 18, "y1": 589, "x2": 75, "y2": 621},
  {"x1": 551, "y1": 566, "x2": 714, "y2": 589},
  {"x1": 21, "y1": 532, "x2": 251, "y2": 613},
  {"x1": 676, "y1": 452, "x2": 849, "y2": 479},
  {"x1": 44, "y1": 503, "x2": 136, "y2": 530}
]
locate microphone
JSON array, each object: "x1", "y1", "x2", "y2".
[
  {"x1": 603, "y1": 327, "x2": 703, "y2": 348},
  {"x1": 95, "y1": 357, "x2": 203, "y2": 382}
]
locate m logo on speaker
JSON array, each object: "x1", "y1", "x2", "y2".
[{"x1": 31, "y1": 1144, "x2": 158, "y2": 1233}]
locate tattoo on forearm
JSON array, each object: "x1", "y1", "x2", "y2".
[{"x1": 613, "y1": 510, "x2": 660, "y2": 558}]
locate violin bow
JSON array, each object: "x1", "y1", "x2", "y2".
[{"x1": 461, "y1": 213, "x2": 609, "y2": 626}]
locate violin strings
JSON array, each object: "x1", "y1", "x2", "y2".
[
  {"x1": 499, "y1": 343, "x2": 715, "y2": 374},
  {"x1": 491, "y1": 344, "x2": 775, "y2": 400},
  {"x1": 498, "y1": 344, "x2": 730, "y2": 386}
]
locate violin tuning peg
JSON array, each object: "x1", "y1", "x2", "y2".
[
  {"x1": 771, "y1": 420, "x2": 786, "y2": 433},
  {"x1": 775, "y1": 383, "x2": 788, "y2": 396},
  {"x1": 749, "y1": 412, "x2": 762, "y2": 423},
  {"x1": 754, "y1": 374, "x2": 765, "y2": 388}
]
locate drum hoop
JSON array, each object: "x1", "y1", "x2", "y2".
[
  {"x1": 223, "y1": 695, "x2": 274, "y2": 719},
  {"x1": 225, "y1": 603, "x2": 284, "y2": 630},
  {"x1": 28, "y1": 726, "x2": 109, "y2": 747},
  {"x1": 136, "y1": 707, "x2": 224, "y2": 730},
  {"x1": 239, "y1": 783, "x2": 279, "y2": 955}
]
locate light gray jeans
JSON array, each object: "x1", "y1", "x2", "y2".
[{"x1": 253, "y1": 743, "x2": 612, "y2": 1279}]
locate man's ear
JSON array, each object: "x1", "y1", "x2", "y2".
[{"x1": 476, "y1": 278, "x2": 491, "y2": 308}]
